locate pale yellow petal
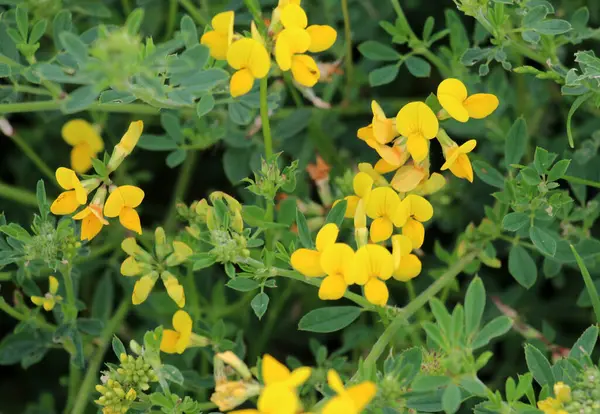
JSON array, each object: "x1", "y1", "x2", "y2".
[
  {"x1": 403, "y1": 219, "x2": 425, "y2": 249},
  {"x1": 262, "y1": 354, "x2": 291, "y2": 385},
  {"x1": 291, "y1": 54, "x2": 320, "y2": 87},
  {"x1": 307, "y1": 25, "x2": 337, "y2": 53},
  {"x1": 319, "y1": 274, "x2": 347, "y2": 300},
  {"x1": 70, "y1": 143, "x2": 95, "y2": 174},
  {"x1": 393, "y1": 253, "x2": 422, "y2": 281},
  {"x1": 280, "y1": 3, "x2": 307, "y2": 29},
  {"x1": 407, "y1": 135, "x2": 429, "y2": 163},
  {"x1": 437, "y1": 78, "x2": 469, "y2": 122},
  {"x1": 132, "y1": 275, "x2": 155, "y2": 305},
  {"x1": 353, "y1": 172, "x2": 373, "y2": 199},
  {"x1": 50, "y1": 191, "x2": 80, "y2": 215},
  {"x1": 463, "y1": 93, "x2": 499, "y2": 119},
  {"x1": 365, "y1": 278, "x2": 389, "y2": 306},
  {"x1": 48, "y1": 276, "x2": 59, "y2": 294},
  {"x1": 62, "y1": 119, "x2": 103, "y2": 152},
  {"x1": 391, "y1": 165, "x2": 426, "y2": 193},
  {"x1": 315, "y1": 223, "x2": 338, "y2": 252},
  {"x1": 291, "y1": 249, "x2": 323, "y2": 277},
  {"x1": 230, "y1": 68, "x2": 255, "y2": 98}
]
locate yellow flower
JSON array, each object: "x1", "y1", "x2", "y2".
[
  {"x1": 61, "y1": 119, "x2": 104, "y2": 174},
  {"x1": 132, "y1": 273, "x2": 157, "y2": 305},
  {"x1": 322, "y1": 370, "x2": 376, "y2": 414},
  {"x1": 342, "y1": 172, "x2": 373, "y2": 218},
  {"x1": 107, "y1": 121, "x2": 144, "y2": 172},
  {"x1": 73, "y1": 204, "x2": 108, "y2": 241},
  {"x1": 290, "y1": 223, "x2": 339, "y2": 277},
  {"x1": 441, "y1": 139, "x2": 477, "y2": 182},
  {"x1": 227, "y1": 38, "x2": 270, "y2": 97},
  {"x1": 396, "y1": 102, "x2": 439, "y2": 162},
  {"x1": 398, "y1": 195, "x2": 433, "y2": 249},
  {"x1": 160, "y1": 310, "x2": 192, "y2": 354},
  {"x1": 104, "y1": 185, "x2": 145, "y2": 234},
  {"x1": 30, "y1": 276, "x2": 62, "y2": 311},
  {"x1": 200, "y1": 11, "x2": 234, "y2": 60},
  {"x1": 413, "y1": 172, "x2": 446, "y2": 196},
  {"x1": 319, "y1": 243, "x2": 355, "y2": 300},
  {"x1": 537, "y1": 397, "x2": 567, "y2": 414},
  {"x1": 437, "y1": 78, "x2": 499, "y2": 123},
  {"x1": 365, "y1": 187, "x2": 405, "y2": 243},
  {"x1": 162, "y1": 271, "x2": 185, "y2": 308},
  {"x1": 50, "y1": 167, "x2": 87, "y2": 215},
  {"x1": 351, "y1": 244, "x2": 394, "y2": 306},
  {"x1": 392, "y1": 235, "x2": 421, "y2": 281},
  {"x1": 554, "y1": 382, "x2": 571, "y2": 404},
  {"x1": 390, "y1": 164, "x2": 428, "y2": 193},
  {"x1": 261, "y1": 354, "x2": 311, "y2": 388}
]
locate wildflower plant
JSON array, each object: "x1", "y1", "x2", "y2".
[{"x1": 1, "y1": 1, "x2": 600, "y2": 414}]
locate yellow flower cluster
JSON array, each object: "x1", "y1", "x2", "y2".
[
  {"x1": 201, "y1": 0, "x2": 336, "y2": 97},
  {"x1": 50, "y1": 121, "x2": 144, "y2": 241},
  {"x1": 538, "y1": 382, "x2": 571, "y2": 414},
  {"x1": 291, "y1": 79, "x2": 498, "y2": 306},
  {"x1": 159, "y1": 310, "x2": 210, "y2": 354},
  {"x1": 30, "y1": 276, "x2": 62, "y2": 311}
]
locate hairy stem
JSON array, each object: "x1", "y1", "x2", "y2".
[
  {"x1": 0, "y1": 297, "x2": 55, "y2": 331},
  {"x1": 9, "y1": 132, "x2": 56, "y2": 186},
  {"x1": 571, "y1": 245, "x2": 600, "y2": 323}
]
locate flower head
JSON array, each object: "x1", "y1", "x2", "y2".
[
  {"x1": 290, "y1": 223, "x2": 339, "y2": 277},
  {"x1": 61, "y1": 119, "x2": 104, "y2": 174},
  {"x1": 31, "y1": 276, "x2": 63, "y2": 311},
  {"x1": 365, "y1": 187, "x2": 405, "y2": 242},
  {"x1": 160, "y1": 310, "x2": 192, "y2": 354},
  {"x1": 200, "y1": 11, "x2": 235, "y2": 60},
  {"x1": 50, "y1": 167, "x2": 87, "y2": 215},
  {"x1": 441, "y1": 139, "x2": 477, "y2": 182},
  {"x1": 392, "y1": 235, "x2": 421, "y2": 281},
  {"x1": 227, "y1": 38, "x2": 270, "y2": 97},
  {"x1": 322, "y1": 370, "x2": 376, "y2": 414},
  {"x1": 396, "y1": 102, "x2": 439, "y2": 162},
  {"x1": 351, "y1": 244, "x2": 394, "y2": 306},
  {"x1": 107, "y1": 121, "x2": 144, "y2": 172},
  {"x1": 342, "y1": 172, "x2": 374, "y2": 219},
  {"x1": 73, "y1": 204, "x2": 109, "y2": 241},
  {"x1": 162, "y1": 271, "x2": 185, "y2": 308},
  {"x1": 437, "y1": 78, "x2": 499, "y2": 123},
  {"x1": 104, "y1": 185, "x2": 145, "y2": 234},
  {"x1": 398, "y1": 194, "x2": 433, "y2": 249},
  {"x1": 390, "y1": 164, "x2": 427, "y2": 193},
  {"x1": 318, "y1": 243, "x2": 355, "y2": 300},
  {"x1": 132, "y1": 274, "x2": 156, "y2": 305}
]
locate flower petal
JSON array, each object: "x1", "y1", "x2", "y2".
[
  {"x1": 70, "y1": 143, "x2": 95, "y2": 174},
  {"x1": 396, "y1": 102, "x2": 439, "y2": 140},
  {"x1": 391, "y1": 165, "x2": 426, "y2": 193},
  {"x1": 463, "y1": 93, "x2": 499, "y2": 119},
  {"x1": 375, "y1": 143, "x2": 406, "y2": 166},
  {"x1": 56, "y1": 167, "x2": 78, "y2": 191},
  {"x1": 132, "y1": 275, "x2": 155, "y2": 305},
  {"x1": 160, "y1": 329, "x2": 180, "y2": 354},
  {"x1": 212, "y1": 10, "x2": 234, "y2": 34},
  {"x1": 343, "y1": 195, "x2": 359, "y2": 218},
  {"x1": 275, "y1": 35, "x2": 293, "y2": 71},
  {"x1": 49, "y1": 276, "x2": 59, "y2": 294},
  {"x1": 257, "y1": 384, "x2": 299, "y2": 414},
  {"x1": 403, "y1": 218, "x2": 425, "y2": 249},
  {"x1": 353, "y1": 172, "x2": 373, "y2": 199},
  {"x1": 316, "y1": 223, "x2": 339, "y2": 252},
  {"x1": 327, "y1": 370, "x2": 345, "y2": 394},
  {"x1": 80, "y1": 213, "x2": 104, "y2": 241},
  {"x1": 440, "y1": 146, "x2": 460, "y2": 171},
  {"x1": 121, "y1": 256, "x2": 142, "y2": 276},
  {"x1": 319, "y1": 274, "x2": 347, "y2": 300},
  {"x1": 172, "y1": 309, "x2": 192, "y2": 334},
  {"x1": 405, "y1": 194, "x2": 433, "y2": 222},
  {"x1": 291, "y1": 248, "x2": 323, "y2": 277},
  {"x1": 200, "y1": 31, "x2": 230, "y2": 60},
  {"x1": 320, "y1": 243, "x2": 354, "y2": 277},
  {"x1": 375, "y1": 158, "x2": 400, "y2": 174},
  {"x1": 307, "y1": 25, "x2": 337, "y2": 53},
  {"x1": 262, "y1": 354, "x2": 291, "y2": 385},
  {"x1": 230, "y1": 68, "x2": 255, "y2": 98},
  {"x1": 365, "y1": 187, "x2": 399, "y2": 220},
  {"x1": 347, "y1": 381, "x2": 377, "y2": 412},
  {"x1": 357, "y1": 125, "x2": 374, "y2": 142},
  {"x1": 393, "y1": 253, "x2": 422, "y2": 281},
  {"x1": 459, "y1": 139, "x2": 477, "y2": 154},
  {"x1": 62, "y1": 119, "x2": 103, "y2": 152},
  {"x1": 407, "y1": 134, "x2": 429, "y2": 163},
  {"x1": 370, "y1": 217, "x2": 393, "y2": 243},
  {"x1": 365, "y1": 278, "x2": 389, "y2": 306},
  {"x1": 50, "y1": 191, "x2": 80, "y2": 215},
  {"x1": 392, "y1": 234, "x2": 413, "y2": 267},
  {"x1": 437, "y1": 78, "x2": 469, "y2": 122},
  {"x1": 450, "y1": 153, "x2": 474, "y2": 182},
  {"x1": 288, "y1": 367, "x2": 312, "y2": 387},
  {"x1": 280, "y1": 3, "x2": 307, "y2": 29},
  {"x1": 119, "y1": 121, "x2": 144, "y2": 154},
  {"x1": 291, "y1": 54, "x2": 320, "y2": 87},
  {"x1": 323, "y1": 396, "x2": 355, "y2": 414}
]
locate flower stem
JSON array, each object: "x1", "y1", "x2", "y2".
[
  {"x1": 341, "y1": 0, "x2": 354, "y2": 101},
  {"x1": 0, "y1": 100, "x2": 161, "y2": 114},
  {"x1": 165, "y1": 0, "x2": 178, "y2": 40},
  {"x1": 9, "y1": 132, "x2": 56, "y2": 186},
  {"x1": 571, "y1": 245, "x2": 600, "y2": 323},
  {"x1": 0, "y1": 297, "x2": 55, "y2": 331},
  {"x1": 259, "y1": 77, "x2": 274, "y2": 159},
  {"x1": 164, "y1": 149, "x2": 198, "y2": 232},
  {"x1": 61, "y1": 264, "x2": 78, "y2": 322},
  {"x1": 563, "y1": 175, "x2": 600, "y2": 189},
  {"x1": 65, "y1": 363, "x2": 82, "y2": 413},
  {"x1": 0, "y1": 181, "x2": 38, "y2": 207},
  {"x1": 179, "y1": 0, "x2": 209, "y2": 25},
  {"x1": 71, "y1": 299, "x2": 131, "y2": 414}
]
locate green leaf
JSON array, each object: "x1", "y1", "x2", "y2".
[
  {"x1": 568, "y1": 325, "x2": 598, "y2": 361},
  {"x1": 112, "y1": 335, "x2": 126, "y2": 359},
  {"x1": 547, "y1": 159, "x2": 570, "y2": 181},
  {"x1": 325, "y1": 200, "x2": 347, "y2": 227},
  {"x1": 369, "y1": 64, "x2": 400, "y2": 87},
  {"x1": 508, "y1": 245, "x2": 537, "y2": 288},
  {"x1": 15, "y1": 6, "x2": 28, "y2": 40},
  {"x1": 296, "y1": 209, "x2": 313, "y2": 249},
  {"x1": 272, "y1": 109, "x2": 312, "y2": 141},
  {"x1": 251, "y1": 292, "x2": 269, "y2": 320},
  {"x1": 223, "y1": 148, "x2": 251, "y2": 183},
  {"x1": 571, "y1": 244, "x2": 600, "y2": 323},
  {"x1": 442, "y1": 383, "x2": 461, "y2": 414},
  {"x1": 125, "y1": 8, "x2": 145, "y2": 35},
  {"x1": 523, "y1": 6, "x2": 548, "y2": 27},
  {"x1": 0, "y1": 223, "x2": 31, "y2": 242},
  {"x1": 91, "y1": 273, "x2": 114, "y2": 322},
  {"x1": 77, "y1": 318, "x2": 104, "y2": 336},
  {"x1": 226, "y1": 278, "x2": 260, "y2": 292},
  {"x1": 358, "y1": 41, "x2": 401, "y2": 61},
  {"x1": 0, "y1": 63, "x2": 10, "y2": 78},
  {"x1": 529, "y1": 227, "x2": 557, "y2": 256},
  {"x1": 405, "y1": 56, "x2": 431, "y2": 78},
  {"x1": 533, "y1": 147, "x2": 555, "y2": 175},
  {"x1": 298, "y1": 306, "x2": 362, "y2": 333},
  {"x1": 519, "y1": 167, "x2": 542, "y2": 186},
  {"x1": 91, "y1": 158, "x2": 107, "y2": 177},
  {"x1": 445, "y1": 9, "x2": 469, "y2": 55},
  {"x1": 59, "y1": 32, "x2": 88, "y2": 64},
  {"x1": 63, "y1": 85, "x2": 99, "y2": 113},
  {"x1": 464, "y1": 277, "x2": 485, "y2": 338},
  {"x1": 29, "y1": 20, "x2": 48, "y2": 44},
  {"x1": 161, "y1": 112, "x2": 183, "y2": 143},
  {"x1": 412, "y1": 375, "x2": 451, "y2": 391},
  {"x1": 53, "y1": 10, "x2": 73, "y2": 50},
  {"x1": 196, "y1": 94, "x2": 215, "y2": 118},
  {"x1": 166, "y1": 149, "x2": 187, "y2": 168},
  {"x1": 0, "y1": 332, "x2": 43, "y2": 365},
  {"x1": 137, "y1": 134, "x2": 179, "y2": 151},
  {"x1": 566, "y1": 92, "x2": 591, "y2": 148},
  {"x1": 502, "y1": 212, "x2": 530, "y2": 232},
  {"x1": 505, "y1": 118, "x2": 528, "y2": 167},
  {"x1": 180, "y1": 15, "x2": 198, "y2": 49},
  {"x1": 192, "y1": 253, "x2": 216, "y2": 271},
  {"x1": 525, "y1": 344, "x2": 555, "y2": 387},
  {"x1": 36, "y1": 179, "x2": 49, "y2": 220},
  {"x1": 472, "y1": 316, "x2": 513, "y2": 349},
  {"x1": 158, "y1": 364, "x2": 184, "y2": 385},
  {"x1": 228, "y1": 102, "x2": 254, "y2": 125},
  {"x1": 532, "y1": 19, "x2": 572, "y2": 35},
  {"x1": 473, "y1": 160, "x2": 504, "y2": 188}
]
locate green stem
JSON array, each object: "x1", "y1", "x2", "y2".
[
  {"x1": 341, "y1": 0, "x2": 354, "y2": 101},
  {"x1": 164, "y1": 149, "x2": 198, "y2": 232},
  {"x1": 0, "y1": 297, "x2": 56, "y2": 331},
  {"x1": 9, "y1": 132, "x2": 56, "y2": 186},
  {"x1": 179, "y1": 0, "x2": 208, "y2": 26},
  {"x1": 570, "y1": 245, "x2": 600, "y2": 323},
  {"x1": 0, "y1": 181, "x2": 38, "y2": 207},
  {"x1": 283, "y1": 72, "x2": 304, "y2": 108},
  {"x1": 65, "y1": 363, "x2": 82, "y2": 413},
  {"x1": 406, "y1": 280, "x2": 428, "y2": 322},
  {"x1": 71, "y1": 299, "x2": 131, "y2": 414},
  {"x1": 259, "y1": 77, "x2": 273, "y2": 159},
  {"x1": 61, "y1": 264, "x2": 78, "y2": 322},
  {"x1": 165, "y1": 0, "x2": 179, "y2": 40},
  {"x1": 121, "y1": 0, "x2": 131, "y2": 14},
  {"x1": 361, "y1": 252, "x2": 477, "y2": 372},
  {"x1": 0, "y1": 84, "x2": 54, "y2": 96},
  {"x1": 563, "y1": 175, "x2": 600, "y2": 189},
  {"x1": 185, "y1": 264, "x2": 201, "y2": 321},
  {"x1": 389, "y1": 0, "x2": 417, "y2": 38},
  {"x1": 0, "y1": 101, "x2": 161, "y2": 115},
  {"x1": 251, "y1": 283, "x2": 294, "y2": 359}
]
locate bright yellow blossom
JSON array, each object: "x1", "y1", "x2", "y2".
[
  {"x1": 104, "y1": 185, "x2": 145, "y2": 234},
  {"x1": 73, "y1": 204, "x2": 108, "y2": 241},
  {"x1": 319, "y1": 243, "x2": 355, "y2": 300},
  {"x1": 390, "y1": 163, "x2": 428, "y2": 193},
  {"x1": 437, "y1": 78, "x2": 499, "y2": 123},
  {"x1": 30, "y1": 276, "x2": 62, "y2": 311},
  {"x1": 322, "y1": 370, "x2": 376, "y2": 414},
  {"x1": 396, "y1": 102, "x2": 439, "y2": 163},
  {"x1": 290, "y1": 223, "x2": 338, "y2": 277},
  {"x1": 200, "y1": 11, "x2": 235, "y2": 60},
  {"x1": 50, "y1": 167, "x2": 87, "y2": 215},
  {"x1": 61, "y1": 119, "x2": 104, "y2": 174},
  {"x1": 351, "y1": 244, "x2": 394, "y2": 306},
  {"x1": 537, "y1": 398, "x2": 566, "y2": 414},
  {"x1": 227, "y1": 38, "x2": 270, "y2": 97},
  {"x1": 554, "y1": 382, "x2": 571, "y2": 403},
  {"x1": 132, "y1": 273, "x2": 156, "y2": 305},
  {"x1": 160, "y1": 310, "x2": 192, "y2": 354},
  {"x1": 365, "y1": 187, "x2": 405, "y2": 243},
  {"x1": 342, "y1": 172, "x2": 373, "y2": 218},
  {"x1": 413, "y1": 172, "x2": 446, "y2": 196},
  {"x1": 162, "y1": 271, "x2": 186, "y2": 307},
  {"x1": 107, "y1": 121, "x2": 144, "y2": 172},
  {"x1": 392, "y1": 235, "x2": 421, "y2": 281},
  {"x1": 441, "y1": 139, "x2": 477, "y2": 182},
  {"x1": 399, "y1": 195, "x2": 433, "y2": 249}
]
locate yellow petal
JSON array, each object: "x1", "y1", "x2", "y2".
[
  {"x1": 463, "y1": 93, "x2": 499, "y2": 119},
  {"x1": 371, "y1": 101, "x2": 395, "y2": 144},
  {"x1": 319, "y1": 274, "x2": 347, "y2": 300},
  {"x1": 450, "y1": 153, "x2": 474, "y2": 182},
  {"x1": 393, "y1": 253, "x2": 422, "y2": 281},
  {"x1": 164, "y1": 275, "x2": 186, "y2": 308},
  {"x1": 365, "y1": 278, "x2": 389, "y2": 306},
  {"x1": 353, "y1": 172, "x2": 373, "y2": 199},
  {"x1": 392, "y1": 198, "x2": 410, "y2": 227},
  {"x1": 343, "y1": 195, "x2": 359, "y2": 218},
  {"x1": 403, "y1": 219, "x2": 425, "y2": 249},
  {"x1": 105, "y1": 185, "x2": 145, "y2": 217},
  {"x1": 119, "y1": 207, "x2": 142, "y2": 234},
  {"x1": 437, "y1": 78, "x2": 469, "y2": 123},
  {"x1": 280, "y1": 3, "x2": 307, "y2": 29},
  {"x1": 441, "y1": 146, "x2": 461, "y2": 171},
  {"x1": 323, "y1": 396, "x2": 355, "y2": 414},
  {"x1": 307, "y1": 25, "x2": 337, "y2": 53},
  {"x1": 347, "y1": 381, "x2": 377, "y2": 412},
  {"x1": 258, "y1": 384, "x2": 299, "y2": 414},
  {"x1": 72, "y1": 206, "x2": 91, "y2": 220},
  {"x1": 50, "y1": 191, "x2": 80, "y2": 215},
  {"x1": 459, "y1": 139, "x2": 477, "y2": 154},
  {"x1": 407, "y1": 134, "x2": 429, "y2": 163},
  {"x1": 70, "y1": 143, "x2": 95, "y2": 174},
  {"x1": 262, "y1": 354, "x2": 291, "y2": 385},
  {"x1": 80, "y1": 213, "x2": 104, "y2": 241},
  {"x1": 119, "y1": 121, "x2": 144, "y2": 154},
  {"x1": 316, "y1": 223, "x2": 338, "y2": 252},
  {"x1": 375, "y1": 143, "x2": 406, "y2": 166},
  {"x1": 62, "y1": 119, "x2": 103, "y2": 152},
  {"x1": 352, "y1": 245, "x2": 394, "y2": 284},
  {"x1": 370, "y1": 217, "x2": 393, "y2": 243},
  {"x1": 132, "y1": 275, "x2": 155, "y2": 305},
  {"x1": 327, "y1": 370, "x2": 345, "y2": 394},
  {"x1": 279, "y1": 28, "x2": 311, "y2": 55},
  {"x1": 417, "y1": 172, "x2": 446, "y2": 195},
  {"x1": 391, "y1": 165, "x2": 426, "y2": 193},
  {"x1": 375, "y1": 158, "x2": 400, "y2": 174},
  {"x1": 392, "y1": 234, "x2": 413, "y2": 267},
  {"x1": 275, "y1": 35, "x2": 293, "y2": 71},
  {"x1": 31, "y1": 296, "x2": 44, "y2": 306},
  {"x1": 291, "y1": 54, "x2": 320, "y2": 87},
  {"x1": 121, "y1": 256, "x2": 142, "y2": 276},
  {"x1": 48, "y1": 276, "x2": 59, "y2": 294},
  {"x1": 291, "y1": 248, "x2": 323, "y2": 277},
  {"x1": 43, "y1": 297, "x2": 55, "y2": 311},
  {"x1": 288, "y1": 367, "x2": 312, "y2": 387},
  {"x1": 230, "y1": 68, "x2": 255, "y2": 98},
  {"x1": 227, "y1": 38, "x2": 270, "y2": 78},
  {"x1": 212, "y1": 10, "x2": 234, "y2": 33},
  {"x1": 396, "y1": 101, "x2": 439, "y2": 140},
  {"x1": 357, "y1": 125, "x2": 374, "y2": 142},
  {"x1": 405, "y1": 194, "x2": 433, "y2": 222},
  {"x1": 160, "y1": 329, "x2": 180, "y2": 354},
  {"x1": 55, "y1": 167, "x2": 86, "y2": 204},
  {"x1": 172, "y1": 309, "x2": 192, "y2": 334},
  {"x1": 200, "y1": 31, "x2": 230, "y2": 60},
  {"x1": 320, "y1": 243, "x2": 354, "y2": 277},
  {"x1": 365, "y1": 187, "x2": 400, "y2": 219}
]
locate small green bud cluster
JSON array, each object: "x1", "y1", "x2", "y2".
[
  {"x1": 564, "y1": 366, "x2": 600, "y2": 414},
  {"x1": 24, "y1": 218, "x2": 79, "y2": 267},
  {"x1": 243, "y1": 156, "x2": 298, "y2": 201},
  {"x1": 211, "y1": 230, "x2": 250, "y2": 263},
  {"x1": 116, "y1": 352, "x2": 159, "y2": 391},
  {"x1": 95, "y1": 379, "x2": 137, "y2": 414}
]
